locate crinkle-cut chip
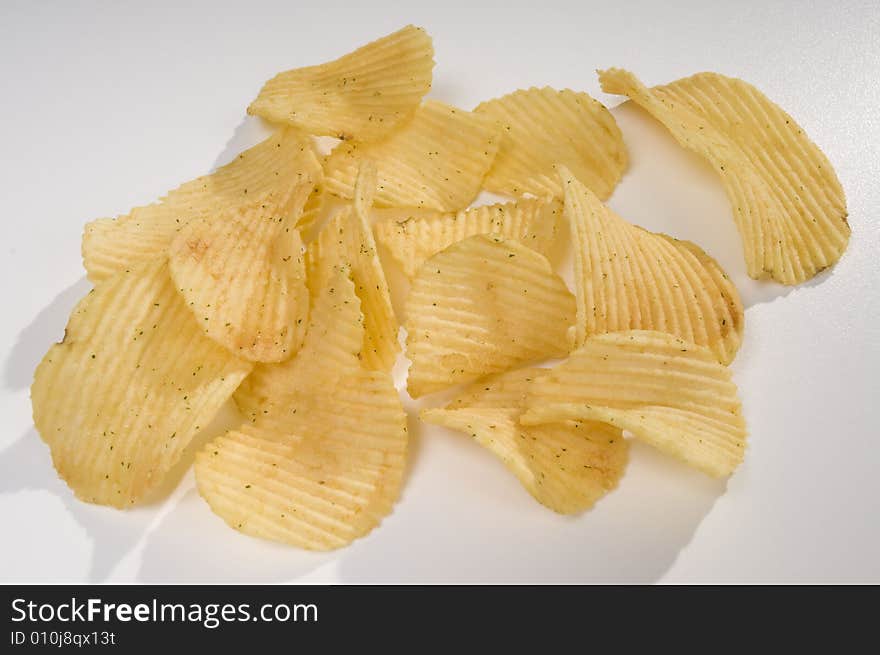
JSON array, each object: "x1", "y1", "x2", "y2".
[
  {"x1": 83, "y1": 206, "x2": 182, "y2": 283},
  {"x1": 561, "y1": 168, "x2": 743, "y2": 364},
  {"x1": 306, "y1": 164, "x2": 398, "y2": 371},
  {"x1": 522, "y1": 330, "x2": 747, "y2": 477},
  {"x1": 372, "y1": 206, "x2": 446, "y2": 224},
  {"x1": 405, "y1": 235, "x2": 575, "y2": 398},
  {"x1": 323, "y1": 100, "x2": 501, "y2": 211},
  {"x1": 30, "y1": 260, "x2": 252, "y2": 508},
  {"x1": 197, "y1": 273, "x2": 408, "y2": 550},
  {"x1": 82, "y1": 129, "x2": 319, "y2": 282},
  {"x1": 248, "y1": 25, "x2": 434, "y2": 142},
  {"x1": 421, "y1": 407, "x2": 626, "y2": 514},
  {"x1": 374, "y1": 197, "x2": 561, "y2": 278},
  {"x1": 234, "y1": 267, "x2": 364, "y2": 420},
  {"x1": 168, "y1": 204, "x2": 311, "y2": 363},
  {"x1": 166, "y1": 146, "x2": 319, "y2": 363},
  {"x1": 598, "y1": 68, "x2": 849, "y2": 285},
  {"x1": 352, "y1": 158, "x2": 378, "y2": 216},
  {"x1": 428, "y1": 368, "x2": 627, "y2": 513},
  {"x1": 294, "y1": 183, "x2": 325, "y2": 234},
  {"x1": 446, "y1": 367, "x2": 549, "y2": 410},
  {"x1": 475, "y1": 87, "x2": 627, "y2": 199}
]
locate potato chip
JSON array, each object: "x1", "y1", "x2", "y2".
[
  {"x1": 352, "y1": 157, "x2": 378, "y2": 216},
  {"x1": 405, "y1": 234, "x2": 575, "y2": 398},
  {"x1": 307, "y1": 162, "x2": 399, "y2": 370},
  {"x1": 82, "y1": 128, "x2": 318, "y2": 282},
  {"x1": 294, "y1": 183, "x2": 325, "y2": 234},
  {"x1": 422, "y1": 407, "x2": 626, "y2": 514},
  {"x1": 323, "y1": 100, "x2": 501, "y2": 211},
  {"x1": 446, "y1": 366, "x2": 548, "y2": 410},
  {"x1": 598, "y1": 68, "x2": 849, "y2": 285},
  {"x1": 475, "y1": 87, "x2": 627, "y2": 199},
  {"x1": 561, "y1": 168, "x2": 743, "y2": 364},
  {"x1": 31, "y1": 259, "x2": 252, "y2": 507},
  {"x1": 234, "y1": 266, "x2": 364, "y2": 420},
  {"x1": 424, "y1": 366, "x2": 627, "y2": 513},
  {"x1": 522, "y1": 330, "x2": 747, "y2": 477},
  {"x1": 248, "y1": 25, "x2": 434, "y2": 142},
  {"x1": 374, "y1": 197, "x2": 561, "y2": 278},
  {"x1": 167, "y1": 203, "x2": 311, "y2": 363},
  {"x1": 196, "y1": 272, "x2": 408, "y2": 550}
]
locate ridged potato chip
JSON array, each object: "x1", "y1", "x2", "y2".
[
  {"x1": 196, "y1": 272, "x2": 408, "y2": 550},
  {"x1": 31, "y1": 260, "x2": 252, "y2": 507},
  {"x1": 422, "y1": 407, "x2": 626, "y2": 514},
  {"x1": 307, "y1": 162, "x2": 399, "y2": 370},
  {"x1": 323, "y1": 100, "x2": 501, "y2": 211},
  {"x1": 294, "y1": 183, "x2": 325, "y2": 235},
  {"x1": 83, "y1": 129, "x2": 318, "y2": 282},
  {"x1": 248, "y1": 25, "x2": 434, "y2": 142},
  {"x1": 374, "y1": 197, "x2": 561, "y2": 278},
  {"x1": 405, "y1": 234, "x2": 575, "y2": 398},
  {"x1": 522, "y1": 330, "x2": 747, "y2": 477},
  {"x1": 168, "y1": 203, "x2": 312, "y2": 363},
  {"x1": 598, "y1": 68, "x2": 849, "y2": 285},
  {"x1": 561, "y1": 168, "x2": 743, "y2": 364},
  {"x1": 446, "y1": 366, "x2": 547, "y2": 410},
  {"x1": 475, "y1": 87, "x2": 627, "y2": 198},
  {"x1": 423, "y1": 366, "x2": 627, "y2": 513},
  {"x1": 233, "y1": 267, "x2": 364, "y2": 420}
]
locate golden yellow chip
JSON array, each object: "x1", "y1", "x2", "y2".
[
  {"x1": 323, "y1": 100, "x2": 501, "y2": 211},
  {"x1": 196, "y1": 272, "x2": 408, "y2": 550},
  {"x1": 167, "y1": 204, "x2": 311, "y2": 363},
  {"x1": 248, "y1": 25, "x2": 434, "y2": 142},
  {"x1": 598, "y1": 68, "x2": 849, "y2": 285},
  {"x1": 352, "y1": 157, "x2": 378, "y2": 216},
  {"x1": 561, "y1": 168, "x2": 743, "y2": 364},
  {"x1": 422, "y1": 407, "x2": 626, "y2": 514},
  {"x1": 475, "y1": 87, "x2": 627, "y2": 198},
  {"x1": 374, "y1": 197, "x2": 561, "y2": 278},
  {"x1": 31, "y1": 259, "x2": 252, "y2": 507},
  {"x1": 424, "y1": 366, "x2": 627, "y2": 513},
  {"x1": 234, "y1": 266, "x2": 364, "y2": 420},
  {"x1": 522, "y1": 330, "x2": 747, "y2": 477},
  {"x1": 294, "y1": 183, "x2": 325, "y2": 234},
  {"x1": 405, "y1": 234, "x2": 575, "y2": 398},
  {"x1": 82, "y1": 129, "x2": 319, "y2": 283},
  {"x1": 446, "y1": 366, "x2": 548, "y2": 410},
  {"x1": 307, "y1": 162, "x2": 399, "y2": 370}
]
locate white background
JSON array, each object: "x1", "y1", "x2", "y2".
[{"x1": 1, "y1": 0, "x2": 878, "y2": 583}]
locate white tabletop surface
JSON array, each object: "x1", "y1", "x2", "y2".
[{"x1": 1, "y1": 0, "x2": 878, "y2": 584}]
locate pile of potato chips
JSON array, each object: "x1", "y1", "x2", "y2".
[{"x1": 32, "y1": 25, "x2": 849, "y2": 549}]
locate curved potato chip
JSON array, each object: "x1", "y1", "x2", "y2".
[
  {"x1": 248, "y1": 25, "x2": 434, "y2": 142},
  {"x1": 82, "y1": 129, "x2": 318, "y2": 282},
  {"x1": 31, "y1": 260, "x2": 252, "y2": 507},
  {"x1": 307, "y1": 162, "x2": 399, "y2": 370},
  {"x1": 426, "y1": 366, "x2": 628, "y2": 513},
  {"x1": 374, "y1": 197, "x2": 561, "y2": 278},
  {"x1": 168, "y1": 204, "x2": 311, "y2": 363},
  {"x1": 598, "y1": 68, "x2": 849, "y2": 284},
  {"x1": 234, "y1": 266, "x2": 364, "y2": 420},
  {"x1": 352, "y1": 157, "x2": 378, "y2": 216},
  {"x1": 561, "y1": 168, "x2": 743, "y2": 364},
  {"x1": 522, "y1": 330, "x2": 747, "y2": 477},
  {"x1": 323, "y1": 100, "x2": 501, "y2": 211},
  {"x1": 196, "y1": 272, "x2": 407, "y2": 550},
  {"x1": 405, "y1": 234, "x2": 575, "y2": 398},
  {"x1": 422, "y1": 407, "x2": 626, "y2": 514},
  {"x1": 294, "y1": 183, "x2": 325, "y2": 234},
  {"x1": 475, "y1": 87, "x2": 627, "y2": 198},
  {"x1": 446, "y1": 366, "x2": 548, "y2": 410}
]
